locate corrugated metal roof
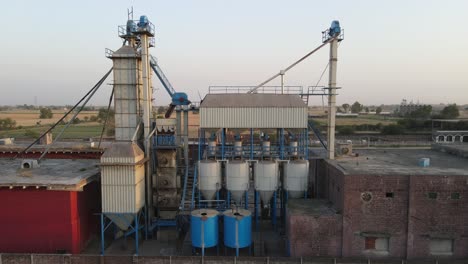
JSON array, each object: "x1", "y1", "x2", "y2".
[{"x1": 200, "y1": 94, "x2": 306, "y2": 108}]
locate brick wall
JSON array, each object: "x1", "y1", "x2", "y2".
[
  {"x1": 309, "y1": 160, "x2": 468, "y2": 259},
  {"x1": 288, "y1": 213, "x2": 342, "y2": 257},
  {"x1": 407, "y1": 175, "x2": 468, "y2": 259},
  {"x1": 342, "y1": 174, "x2": 409, "y2": 258}
]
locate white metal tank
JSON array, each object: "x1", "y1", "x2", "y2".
[
  {"x1": 262, "y1": 141, "x2": 271, "y2": 157},
  {"x1": 284, "y1": 160, "x2": 309, "y2": 198},
  {"x1": 226, "y1": 161, "x2": 250, "y2": 204},
  {"x1": 289, "y1": 141, "x2": 298, "y2": 157},
  {"x1": 234, "y1": 141, "x2": 242, "y2": 156},
  {"x1": 254, "y1": 161, "x2": 279, "y2": 206},
  {"x1": 208, "y1": 141, "x2": 217, "y2": 157},
  {"x1": 198, "y1": 160, "x2": 221, "y2": 200}
]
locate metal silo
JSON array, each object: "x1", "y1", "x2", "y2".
[
  {"x1": 226, "y1": 161, "x2": 250, "y2": 204},
  {"x1": 111, "y1": 45, "x2": 142, "y2": 141},
  {"x1": 284, "y1": 160, "x2": 309, "y2": 198},
  {"x1": 223, "y1": 209, "x2": 252, "y2": 256},
  {"x1": 198, "y1": 160, "x2": 221, "y2": 200},
  {"x1": 101, "y1": 142, "x2": 146, "y2": 230},
  {"x1": 191, "y1": 209, "x2": 219, "y2": 256},
  {"x1": 254, "y1": 160, "x2": 279, "y2": 205}
]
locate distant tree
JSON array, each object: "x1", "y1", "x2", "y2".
[
  {"x1": 338, "y1": 126, "x2": 355, "y2": 135},
  {"x1": 365, "y1": 107, "x2": 370, "y2": 113},
  {"x1": 0, "y1": 118, "x2": 16, "y2": 130},
  {"x1": 342, "y1": 103, "x2": 350, "y2": 113},
  {"x1": 72, "y1": 118, "x2": 81, "y2": 124},
  {"x1": 382, "y1": 124, "x2": 404, "y2": 135},
  {"x1": 440, "y1": 104, "x2": 459, "y2": 119},
  {"x1": 157, "y1": 106, "x2": 166, "y2": 114},
  {"x1": 39, "y1": 107, "x2": 53, "y2": 119},
  {"x1": 351, "y1": 101, "x2": 363, "y2": 113},
  {"x1": 89, "y1": 115, "x2": 98, "y2": 122},
  {"x1": 408, "y1": 105, "x2": 432, "y2": 119},
  {"x1": 376, "y1": 107, "x2": 383, "y2": 114},
  {"x1": 97, "y1": 108, "x2": 115, "y2": 123},
  {"x1": 337, "y1": 107, "x2": 344, "y2": 113},
  {"x1": 83, "y1": 116, "x2": 89, "y2": 122}
]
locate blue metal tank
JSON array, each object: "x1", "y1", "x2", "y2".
[
  {"x1": 223, "y1": 209, "x2": 252, "y2": 255},
  {"x1": 191, "y1": 209, "x2": 219, "y2": 252}
]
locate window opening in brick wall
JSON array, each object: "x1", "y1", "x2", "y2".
[
  {"x1": 430, "y1": 238, "x2": 453, "y2": 256},
  {"x1": 386, "y1": 192, "x2": 394, "y2": 198},
  {"x1": 364, "y1": 237, "x2": 389, "y2": 252},
  {"x1": 451, "y1": 193, "x2": 460, "y2": 199}
]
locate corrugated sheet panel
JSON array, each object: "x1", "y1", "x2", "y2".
[
  {"x1": 101, "y1": 165, "x2": 144, "y2": 185},
  {"x1": 200, "y1": 94, "x2": 306, "y2": 108},
  {"x1": 102, "y1": 180, "x2": 144, "y2": 213},
  {"x1": 200, "y1": 107, "x2": 307, "y2": 128}
]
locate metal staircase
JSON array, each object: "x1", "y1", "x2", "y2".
[{"x1": 308, "y1": 119, "x2": 327, "y2": 150}]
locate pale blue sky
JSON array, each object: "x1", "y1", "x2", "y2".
[{"x1": 1, "y1": 0, "x2": 467, "y2": 106}]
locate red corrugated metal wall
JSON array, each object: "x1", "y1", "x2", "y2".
[{"x1": 0, "y1": 182, "x2": 99, "y2": 254}]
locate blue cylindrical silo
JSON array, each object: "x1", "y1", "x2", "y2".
[
  {"x1": 223, "y1": 209, "x2": 252, "y2": 249},
  {"x1": 191, "y1": 209, "x2": 219, "y2": 249}
]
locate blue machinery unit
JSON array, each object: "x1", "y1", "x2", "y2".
[{"x1": 150, "y1": 55, "x2": 191, "y2": 118}]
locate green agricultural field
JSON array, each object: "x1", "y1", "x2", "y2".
[{"x1": 0, "y1": 123, "x2": 104, "y2": 139}]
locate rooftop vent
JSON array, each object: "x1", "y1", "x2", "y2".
[{"x1": 21, "y1": 159, "x2": 39, "y2": 169}]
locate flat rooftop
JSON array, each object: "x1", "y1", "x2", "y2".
[
  {"x1": 287, "y1": 199, "x2": 337, "y2": 216},
  {"x1": 329, "y1": 148, "x2": 468, "y2": 176},
  {"x1": 0, "y1": 158, "x2": 99, "y2": 191}
]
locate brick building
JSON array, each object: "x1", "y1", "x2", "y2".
[{"x1": 287, "y1": 147, "x2": 468, "y2": 259}]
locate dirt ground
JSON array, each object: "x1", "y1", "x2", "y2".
[{"x1": 0, "y1": 110, "x2": 98, "y2": 126}]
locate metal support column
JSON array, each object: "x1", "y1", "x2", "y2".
[
  {"x1": 250, "y1": 128, "x2": 254, "y2": 160},
  {"x1": 280, "y1": 128, "x2": 284, "y2": 160},
  {"x1": 272, "y1": 190, "x2": 277, "y2": 229},
  {"x1": 255, "y1": 191, "x2": 259, "y2": 231},
  {"x1": 140, "y1": 33, "x2": 154, "y2": 230},
  {"x1": 327, "y1": 38, "x2": 338, "y2": 160},
  {"x1": 244, "y1": 191, "x2": 249, "y2": 210},
  {"x1": 221, "y1": 128, "x2": 226, "y2": 160},
  {"x1": 183, "y1": 108, "x2": 189, "y2": 167}
]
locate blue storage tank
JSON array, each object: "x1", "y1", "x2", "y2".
[
  {"x1": 191, "y1": 209, "x2": 219, "y2": 250},
  {"x1": 223, "y1": 209, "x2": 252, "y2": 251}
]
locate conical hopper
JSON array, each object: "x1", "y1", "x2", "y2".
[
  {"x1": 201, "y1": 189, "x2": 217, "y2": 200},
  {"x1": 230, "y1": 190, "x2": 245, "y2": 205},
  {"x1": 259, "y1": 190, "x2": 274, "y2": 206},
  {"x1": 105, "y1": 214, "x2": 135, "y2": 231}
]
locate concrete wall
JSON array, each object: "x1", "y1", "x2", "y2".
[{"x1": 1, "y1": 254, "x2": 466, "y2": 264}]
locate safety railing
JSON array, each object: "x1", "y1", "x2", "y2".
[{"x1": 208, "y1": 86, "x2": 303, "y2": 94}]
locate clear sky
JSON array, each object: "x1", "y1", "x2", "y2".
[{"x1": 1, "y1": 0, "x2": 467, "y2": 107}]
